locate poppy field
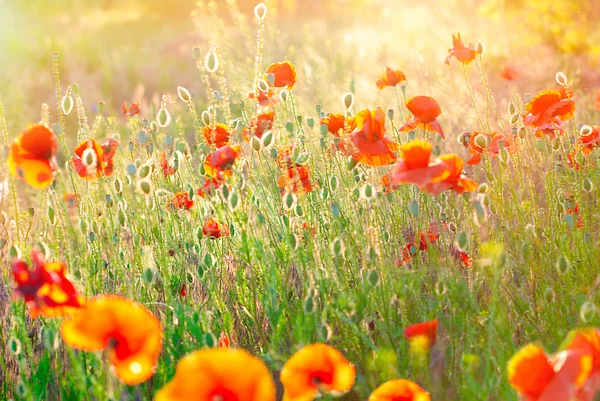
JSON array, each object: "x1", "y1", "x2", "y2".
[{"x1": 2, "y1": 1, "x2": 600, "y2": 400}]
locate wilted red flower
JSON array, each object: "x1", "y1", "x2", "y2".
[
  {"x1": 196, "y1": 176, "x2": 223, "y2": 198},
  {"x1": 71, "y1": 138, "x2": 118, "y2": 179},
  {"x1": 500, "y1": 66, "x2": 520, "y2": 81},
  {"x1": 389, "y1": 140, "x2": 449, "y2": 188},
  {"x1": 204, "y1": 145, "x2": 241, "y2": 179},
  {"x1": 280, "y1": 343, "x2": 356, "y2": 401},
  {"x1": 8, "y1": 124, "x2": 59, "y2": 189},
  {"x1": 404, "y1": 319, "x2": 438, "y2": 349},
  {"x1": 202, "y1": 217, "x2": 229, "y2": 239},
  {"x1": 339, "y1": 108, "x2": 398, "y2": 166},
  {"x1": 12, "y1": 248, "x2": 84, "y2": 318},
  {"x1": 279, "y1": 164, "x2": 313, "y2": 194},
  {"x1": 445, "y1": 33, "x2": 479, "y2": 65},
  {"x1": 61, "y1": 296, "x2": 163, "y2": 385},
  {"x1": 399, "y1": 96, "x2": 445, "y2": 139},
  {"x1": 202, "y1": 123, "x2": 231, "y2": 148},
  {"x1": 376, "y1": 67, "x2": 407, "y2": 89},
  {"x1": 159, "y1": 151, "x2": 176, "y2": 178},
  {"x1": 320, "y1": 113, "x2": 356, "y2": 137},
  {"x1": 265, "y1": 61, "x2": 297, "y2": 89},
  {"x1": 122, "y1": 101, "x2": 141, "y2": 118},
  {"x1": 523, "y1": 89, "x2": 575, "y2": 138},
  {"x1": 451, "y1": 247, "x2": 472, "y2": 267},
  {"x1": 243, "y1": 111, "x2": 274, "y2": 141},
  {"x1": 422, "y1": 154, "x2": 477, "y2": 195},
  {"x1": 249, "y1": 88, "x2": 277, "y2": 106},
  {"x1": 464, "y1": 132, "x2": 512, "y2": 165},
  {"x1": 507, "y1": 343, "x2": 592, "y2": 401},
  {"x1": 154, "y1": 348, "x2": 276, "y2": 401},
  {"x1": 165, "y1": 192, "x2": 194, "y2": 211},
  {"x1": 369, "y1": 379, "x2": 431, "y2": 401}
]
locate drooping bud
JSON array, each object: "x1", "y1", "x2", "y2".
[
  {"x1": 257, "y1": 79, "x2": 269, "y2": 92},
  {"x1": 61, "y1": 95, "x2": 74, "y2": 115},
  {"x1": 254, "y1": 2, "x2": 267, "y2": 20},
  {"x1": 177, "y1": 86, "x2": 191, "y2": 102},
  {"x1": 342, "y1": 92, "x2": 354, "y2": 110},
  {"x1": 477, "y1": 42, "x2": 484, "y2": 55},
  {"x1": 555, "y1": 71, "x2": 568, "y2": 86},
  {"x1": 205, "y1": 51, "x2": 219, "y2": 73}
]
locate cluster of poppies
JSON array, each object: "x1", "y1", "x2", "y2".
[{"x1": 10, "y1": 247, "x2": 440, "y2": 400}]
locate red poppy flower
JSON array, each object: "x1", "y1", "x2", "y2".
[
  {"x1": 11, "y1": 248, "x2": 84, "y2": 318},
  {"x1": 507, "y1": 343, "x2": 592, "y2": 401},
  {"x1": 265, "y1": 61, "x2": 297, "y2": 89},
  {"x1": 368, "y1": 379, "x2": 431, "y2": 401},
  {"x1": 61, "y1": 296, "x2": 163, "y2": 385},
  {"x1": 500, "y1": 66, "x2": 520, "y2": 81},
  {"x1": 154, "y1": 348, "x2": 276, "y2": 401},
  {"x1": 422, "y1": 154, "x2": 477, "y2": 195},
  {"x1": 196, "y1": 177, "x2": 223, "y2": 198},
  {"x1": 179, "y1": 283, "x2": 187, "y2": 297},
  {"x1": 523, "y1": 89, "x2": 575, "y2": 138},
  {"x1": 376, "y1": 67, "x2": 407, "y2": 89},
  {"x1": 122, "y1": 101, "x2": 141, "y2": 118},
  {"x1": 279, "y1": 164, "x2": 313, "y2": 195},
  {"x1": 159, "y1": 151, "x2": 176, "y2": 178},
  {"x1": 243, "y1": 111, "x2": 274, "y2": 141},
  {"x1": 280, "y1": 343, "x2": 356, "y2": 401},
  {"x1": 399, "y1": 96, "x2": 445, "y2": 139},
  {"x1": 445, "y1": 33, "x2": 479, "y2": 65},
  {"x1": 71, "y1": 138, "x2": 118, "y2": 180},
  {"x1": 204, "y1": 145, "x2": 241, "y2": 179},
  {"x1": 338, "y1": 108, "x2": 398, "y2": 166},
  {"x1": 249, "y1": 89, "x2": 278, "y2": 106},
  {"x1": 578, "y1": 126, "x2": 600, "y2": 155},
  {"x1": 202, "y1": 217, "x2": 229, "y2": 239},
  {"x1": 218, "y1": 332, "x2": 231, "y2": 348},
  {"x1": 562, "y1": 328, "x2": 600, "y2": 400},
  {"x1": 165, "y1": 192, "x2": 194, "y2": 211},
  {"x1": 389, "y1": 140, "x2": 449, "y2": 188},
  {"x1": 464, "y1": 132, "x2": 512, "y2": 165},
  {"x1": 202, "y1": 123, "x2": 231, "y2": 148},
  {"x1": 451, "y1": 247, "x2": 472, "y2": 267},
  {"x1": 8, "y1": 124, "x2": 59, "y2": 189},
  {"x1": 404, "y1": 319, "x2": 438, "y2": 350}
]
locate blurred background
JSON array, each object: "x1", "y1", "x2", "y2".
[{"x1": 1, "y1": 0, "x2": 599, "y2": 134}]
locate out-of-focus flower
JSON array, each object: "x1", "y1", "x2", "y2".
[
  {"x1": 368, "y1": 379, "x2": 431, "y2": 401},
  {"x1": 265, "y1": 61, "x2": 297, "y2": 89},
  {"x1": 202, "y1": 218, "x2": 229, "y2": 239},
  {"x1": 8, "y1": 124, "x2": 58, "y2": 189},
  {"x1": 202, "y1": 123, "x2": 231, "y2": 148},
  {"x1": 522, "y1": 89, "x2": 575, "y2": 138},
  {"x1": 71, "y1": 138, "x2": 118, "y2": 179},
  {"x1": 376, "y1": 67, "x2": 407, "y2": 89},
  {"x1": 399, "y1": 96, "x2": 445, "y2": 139},
  {"x1": 204, "y1": 145, "x2": 241, "y2": 179},
  {"x1": 165, "y1": 192, "x2": 194, "y2": 211},
  {"x1": 445, "y1": 33, "x2": 479, "y2": 65},
  {"x1": 122, "y1": 101, "x2": 141, "y2": 118}
]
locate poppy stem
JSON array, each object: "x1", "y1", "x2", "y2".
[
  {"x1": 461, "y1": 64, "x2": 486, "y2": 132},
  {"x1": 476, "y1": 55, "x2": 506, "y2": 132},
  {"x1": 393, "y1": 87, "x2": 406, "y2": 122},
  {"x1": 0, "y1": 96, "x2": 21, "y2": 242}
]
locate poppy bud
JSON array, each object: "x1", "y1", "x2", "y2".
[
  {"x1": 508, "y1": 102, "x2": 516, "y2": 116},
  {"x1": 285, "y1": 121, "x2": 294, "y2": 133},
  {"x1": 177, "y1": 86, "x2": 191, "y2": 102},
  {"x1": 266, "y1": 73, "x2": 275, "y2": 86},
  {"x1": 524, "y1": 93, "x2": 531, "y2": 103},
  {"x1": 581, "y1": 302, "x2": 596, "y2": 323},
  {"x1": 474, "y1": 134, "x2": 488, "y2": 148},
  {"x1": 9, "y1": 245, "x2": 21, "y2": 259},
  {"x1": 544, "y1": 287, "x2": 555, "y2": 303},
  {"x1": 282, "y1": 191, "x2": 296, "y2": 211},
  {"x1": 228, "y1": 191, "x2": 240, "y2": 211},
  {"x1": 360, "y1": 183, "x2": 376, "y2": 200},
  {"x1": 257, "y1": 79, "x2": 269, "y2": 92},
  {"x1": 254, "y1": 2, "x2": 267, "y2": 20},
  {"x1": 552, "y1": 138, "x2": 561, "y2": 151},
  {"x1": 456, "y1": 231, "x2": 468, "y2": 248},
  {"x1": 580, "y1": 125, "x2": 593, "y2": 137},
  {"x1": 8, "y1": 337, "x2": 21, "y2": 355},
  {"x1": 408, "y1": 200, "x2": 419, "y2": 217},
  {"x1": 205, "y1": 51, "x2": 219, "y2": 73},
  {"x1": 193, "y1": 47, "x2": 201, "y2": 60},
  {"x1": 280, "y1": 89, "x2": 289, "y2": 102},
  {"x1": 157, "y1": 108, "x2": 171, "y2": 128},
  {"x1": 126, "y1": 163, "x2": 137, "y2": 176},
  {"x1": 555, "y1": 255, "x2": 571, "y2": 275},
  {"x1": 307, "y1": 117, "x2": 315, "y2": 128},
  {"x1": 331, "y1": 237, "x2": 345, "y2": 258},
  {"x1": 52, "y1": 51, "x2": 59, "y2": 60},
  {"x1": 478, "y1": 183, "x2": 488, "y2": 193},
  {"x1": 137, "y1": 179, "x2": 153, "y2": 196},
  {"x1": 61, "y1": 95, "x2": 74, "y2": 115},
  {"x1": 346, "y1": 156, "x2": 358, "y2": 170},
  {"x1": 251, "y1": 135, "x2": 262, "y2": 151},
  {"x1": 318, "y1": 324, "x2": 332, "y2": 341},
  {"x1": 387, "y1": 108, "x2": 394, "y2": 120},
  {"x1": 330, "y1": 175, "x2": 339, "y2": 191},
  {"x1": 213, "y1": 91, "x2": 221, "y2": 102},
  {"x1": 583, "y1": 178, "x2": 593, "y2": 192},
  {"x1": 138, "y1": 164, "x2": 151, "y2": 179},
  {"x1": 342, "y1": 92, "x2": 354, "y2": 110},
  {"x1": 509, "y1": 113, "x2": 519, "y2": 126},
  {"x1": 555, "y1": 71, "x2": 568, "y2": 86},
  {"x1": 295, "y1": 152, "x2": 309, "y2": 164},
  {"x1": 303, "y1": 296, "x2": 315, "y2": 314},
  {"x1": 261, "y1": 130, "x2": 274, "y2": 147},
  {"x1": 521, "y1": 241, "x2": 531, "y2": 259},
  {"x1": 367, "y1": 269, "x2": 380, "y2": 286},
  {"x1": 477, "y1": 42, "x2": 484, "y2": 55},
  {"x1": 97, "y1": 101, "x2": 105, "y2": 114},
  {"x1": 82, "y1": 148, "x2": 98, "y2": 167},
  {"x1": 518, "y1": 127, "x2": 527, "y2": 139},
  {"x1": 201, "y1": 110, "x2": 211, "y2": 126}
]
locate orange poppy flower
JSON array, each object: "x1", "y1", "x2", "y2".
[
  {"x1": 265, "y1": 61, "x2": 297, "y2": 89},
  {"x1": 578, "y1": 126, "x2": 600, "y2": 155},
  {"x1": 523, "y1": 89, "x2": 575, "y2": 138},
  {"x1": 280, "y1": 343, "x2": 356, "y2": 401},
  {"x1": 445, "y1": 33, "x2": 479, "y2": 65},
  {"x1": 422, "y1": 154, "x2": 477, "y2": 195},
  {"x1": 202, "y1": 123, "x2": 231, "y2": 148},
  {"x1": 320, "y1": 113, "x2": 356, "y2": 137},
  {"x1": 339, "y1": 108, "x2": 398, "y2": 167},
  {"x1": 202, "y1": 217, "x2": 229, "y2": 239},
  {"x1": 71, "y1": 138, "x2": 118, "y2": 179},
  {"x1": 594, "y1": 90, "x2": 600, "y2": 111},
  {"x1": 500, "y1": 66, "x2": 520, "y2": 81},
  {"x1": 154, "y1": 348, "x2": 276, "y2": 401},
  {"x1": 243, "y1": 111, "x2": 274, "y2": 141},
  {"x1": 451, "y1": 247, "x2": 472, "y2": 267},
  {"x1": 279, "y1": 164, "x2": 313, "y2": 195},
  {"x1": 368, "y1": 379, "x2": 431, "y2": 401},
  {"x1": 122, "y1": 101, "x2": 141, "y2": 118},
  {"x1": 60, "y1": 295, "x2": 163, "y2": 385},
  {"x1": 507, "y1": 343, "x2": 592, "y2": 401},
  {"x1": 562, "y1": 328, "x2": 600, "y2": 400},
  {"x1": 204, "y1": 145, "x2": 242, "y2": 179},
  {"x1": 404, "y1": 319, "x2": 438, "y2": 350},
  {"x1": 218, "y1": 332, "x2": 231, "y2": 348},
  {"x1": 8, "y1": 124, "x2": 59, "y2": 189},
  {"x1": 376, "y1": 67, "x2": 407, "y2": 89},
  {"x1": 11, "y1": 248, "x2": 84, "y2": 318},
  {"x1": 249, "y1": 89, "x2": 278, "y2": 107},
  {"x1": 196, "y1": 177, "x2": 223, "y2": 198},
  {"x1": 464, "y1": 132, "x2": 512, "y2": 165},
  {"x1": 399, "y1": 96, "x2": 445, "y2": 139},
  {"x1": 165, "y1": 192, "x2": 194, "y2": 211},
  {"x1": 389, "y1": 140, "x2": 449, "y2": 188},
  {"x1": 160, "y1": 151, "x2": 176, "y2": 178}
]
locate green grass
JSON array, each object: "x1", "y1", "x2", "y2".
[{"x1": 1, "y1": 1, "x2": 600, "y2": 401}]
